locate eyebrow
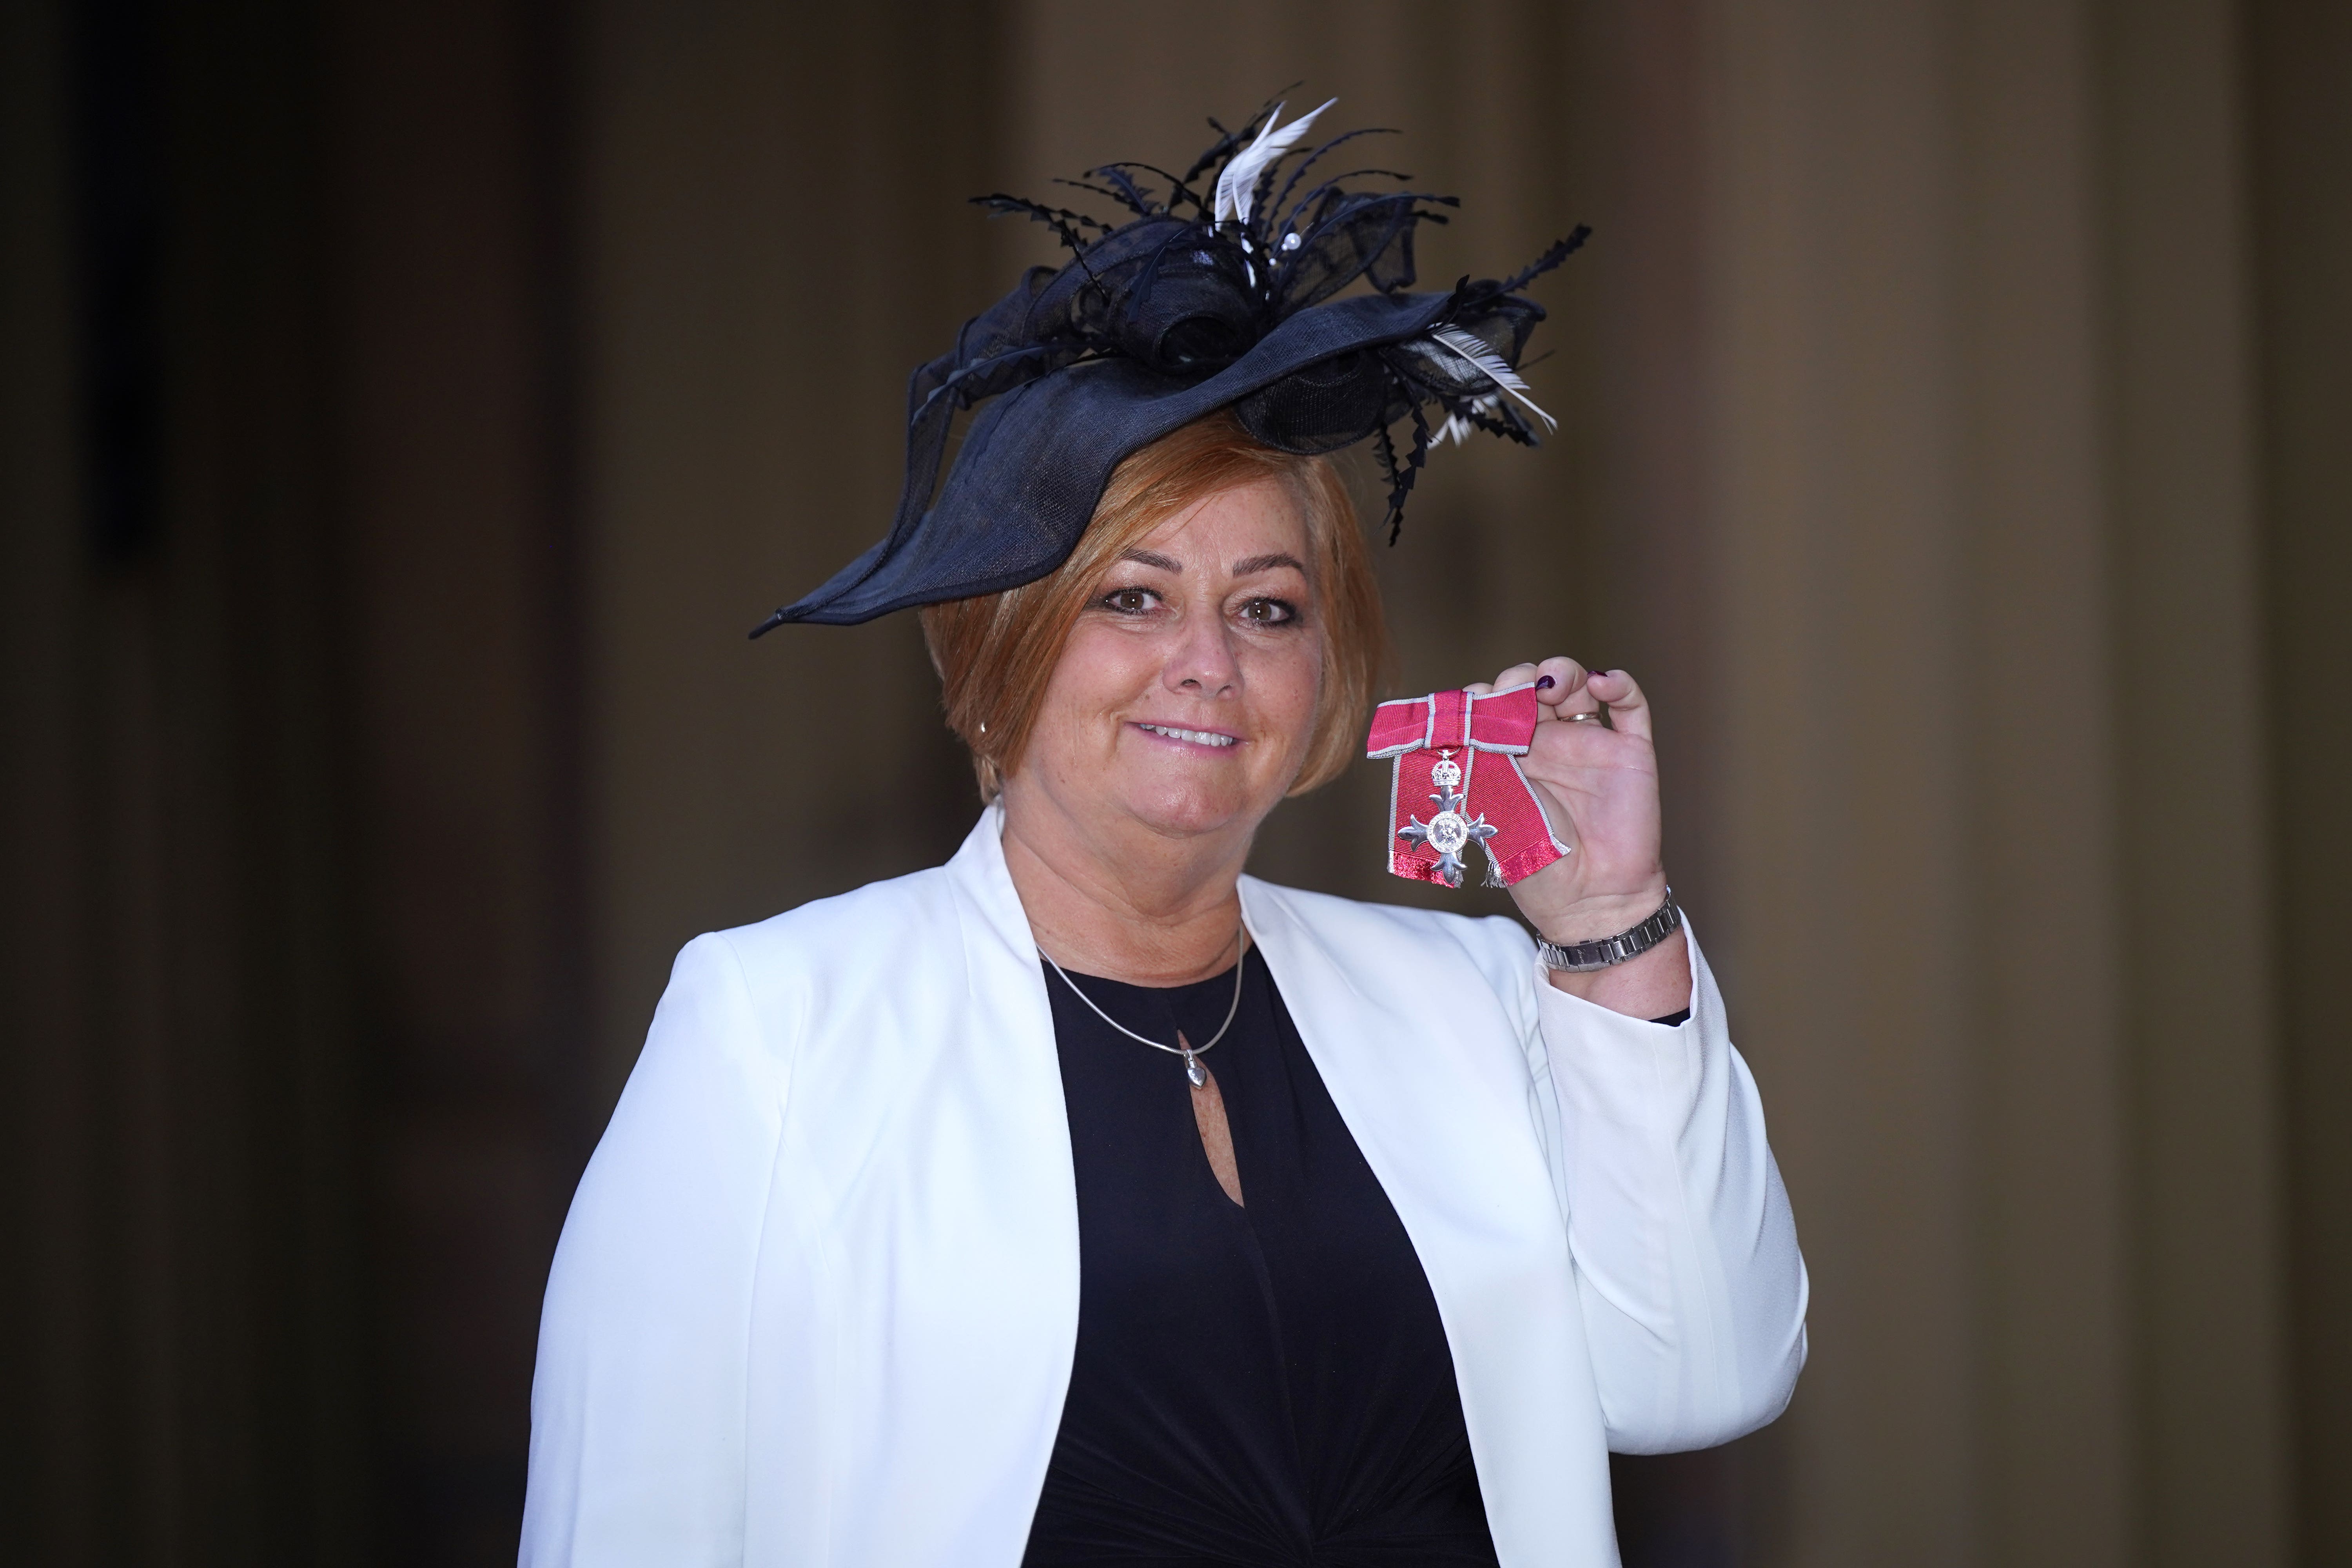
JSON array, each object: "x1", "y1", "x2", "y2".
[{"x1": 1113, "y1": 547, "x2": 1309, "y2": 578}]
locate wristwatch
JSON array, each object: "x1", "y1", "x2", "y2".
[{"x1": 1535, "y1": 890, "x2": 1681, "y2": 972}]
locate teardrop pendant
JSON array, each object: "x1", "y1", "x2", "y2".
[{"x1": 1184, "y1": 1052, "x2": 1207, "y2": 1087}]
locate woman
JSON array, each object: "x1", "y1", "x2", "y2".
[{"x1": 522, "y1": 105, "x2": 1805, "y2": 1567}]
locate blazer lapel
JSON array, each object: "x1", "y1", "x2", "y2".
[{"x1": 793, "y1": 811, "x2": 1082, "y2": 1564}]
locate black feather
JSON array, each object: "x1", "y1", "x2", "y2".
[{"x1": 1496, "y1": 225, "x2": 1592, "y2": 295}]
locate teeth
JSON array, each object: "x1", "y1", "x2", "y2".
[{"x1": 1140, "y1": 724, "x2": 1237, "y2": 748}]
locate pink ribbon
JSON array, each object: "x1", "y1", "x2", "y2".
[{"x1": 1364, "y1": 683, "x2": 1570, "y2": 887}]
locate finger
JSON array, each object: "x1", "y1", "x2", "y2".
[
  {"x1": 1477, "y1": 661, "x2": 1540, "y2": 698},
  {"x1": 1585, "y1": 666, "x2": 1654, "y2": 740},
  {"x1": 1475, "y1": 658, "x2": 1593, "y2": 703},
  {"x1": 1520, "y1": 655, "x2": 1582, "y2": 711},
  {"x1": 1492, "y1": 656, "x2": 1594, "y2": 719},
  {"x1": 1537, "y1": 656, "x2": 1601, "y2": 719}
]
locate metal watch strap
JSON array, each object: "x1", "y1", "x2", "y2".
[{"x1": 1535, "y1": 890, "x2": 1681, "y2": 972}]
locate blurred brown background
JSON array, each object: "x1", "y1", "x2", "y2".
[{"x1": 3, "y1": 0, "x2": 2345, "y2": 1564}]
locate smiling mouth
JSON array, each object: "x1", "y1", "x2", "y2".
[{"x1": 1135, "y1": 722, "x2": 1239, "y2": 749}]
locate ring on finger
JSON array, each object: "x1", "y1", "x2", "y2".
[{"x1": 1564, "y1": 710, "x2": 1608, "y2": 725}]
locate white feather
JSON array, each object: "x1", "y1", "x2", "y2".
[
  {"x1": 1431, "y1": 325, "x2": 1557, "y2": 432},
  {"x1": 1214, "y1": 98, "x2": 1337, "y2": 229},
  {"x1": 1436, "y1": 395, "x2": 1504, "y2": 447}
]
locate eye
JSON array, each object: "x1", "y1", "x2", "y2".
[
  {"x1": 1237, "y1": 597, "x2": 1299, "y2": 626},
  {"x1": 1099, "y1": 586, "x2": 1158, "y2": 615}
]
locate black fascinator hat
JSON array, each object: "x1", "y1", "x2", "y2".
[{"x1": 753, "y1": 99, "x2": 1588, "y2": 633}]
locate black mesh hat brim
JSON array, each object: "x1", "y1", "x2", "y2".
[{"x1": 762, "y1": 290, "x2": 1453, "y2": 628}]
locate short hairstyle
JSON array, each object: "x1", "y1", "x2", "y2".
[{"x1": 920, "y1": 408, "x2": 1390, "y2": 803}]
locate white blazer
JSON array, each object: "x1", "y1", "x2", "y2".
[{"x1": 521, "y1": 809, "x2": 1806, "y2": 1568}]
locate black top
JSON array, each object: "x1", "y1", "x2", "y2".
[{"x1": 1022, "y1": 951, "x2": 1500, "y2": 1567}]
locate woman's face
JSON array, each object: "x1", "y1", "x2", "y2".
[{"x1": 1011, "y1": 477, "x2": 1323, "y2": 851}]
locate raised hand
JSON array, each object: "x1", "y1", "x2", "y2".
[{"x1": 1467, "y1": 657, "x2": 1683, "y2": 1009}]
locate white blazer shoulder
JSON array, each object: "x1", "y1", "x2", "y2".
[{"x1": 522, "y1": 810, "x2": 1806, "y2": 1568}]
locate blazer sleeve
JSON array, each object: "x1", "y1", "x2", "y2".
[
  {"x1": 1531, "y1": 923, "x2": 1809, "y2": 1453},
  {"x1": 520, "y1": 931, "x2": 789, "y2": 1567}
]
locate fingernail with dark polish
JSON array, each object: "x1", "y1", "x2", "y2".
[{"x1": 1537, "y1": 675, "x2": 1555, "y2": 690}]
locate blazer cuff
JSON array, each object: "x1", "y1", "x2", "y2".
[
  {"x1": 1528, "y1": 923, "x2": 1713, "y2": 1128},
  {"x1": 1528, "y1": 917, "x2": 1701, "y2": 1029}
]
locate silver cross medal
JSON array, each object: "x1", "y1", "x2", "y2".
[{"x1": 1397, "y1": 750, "x2": 1497, "y2": 889}]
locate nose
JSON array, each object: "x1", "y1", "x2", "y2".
[{"x1": 1163, "y1": 608, "x2": 1240, "y2": 698}]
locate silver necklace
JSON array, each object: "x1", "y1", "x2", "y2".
[{"x1": 1040, "y1": 929, "x2": 1247, "y2": 1087}]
